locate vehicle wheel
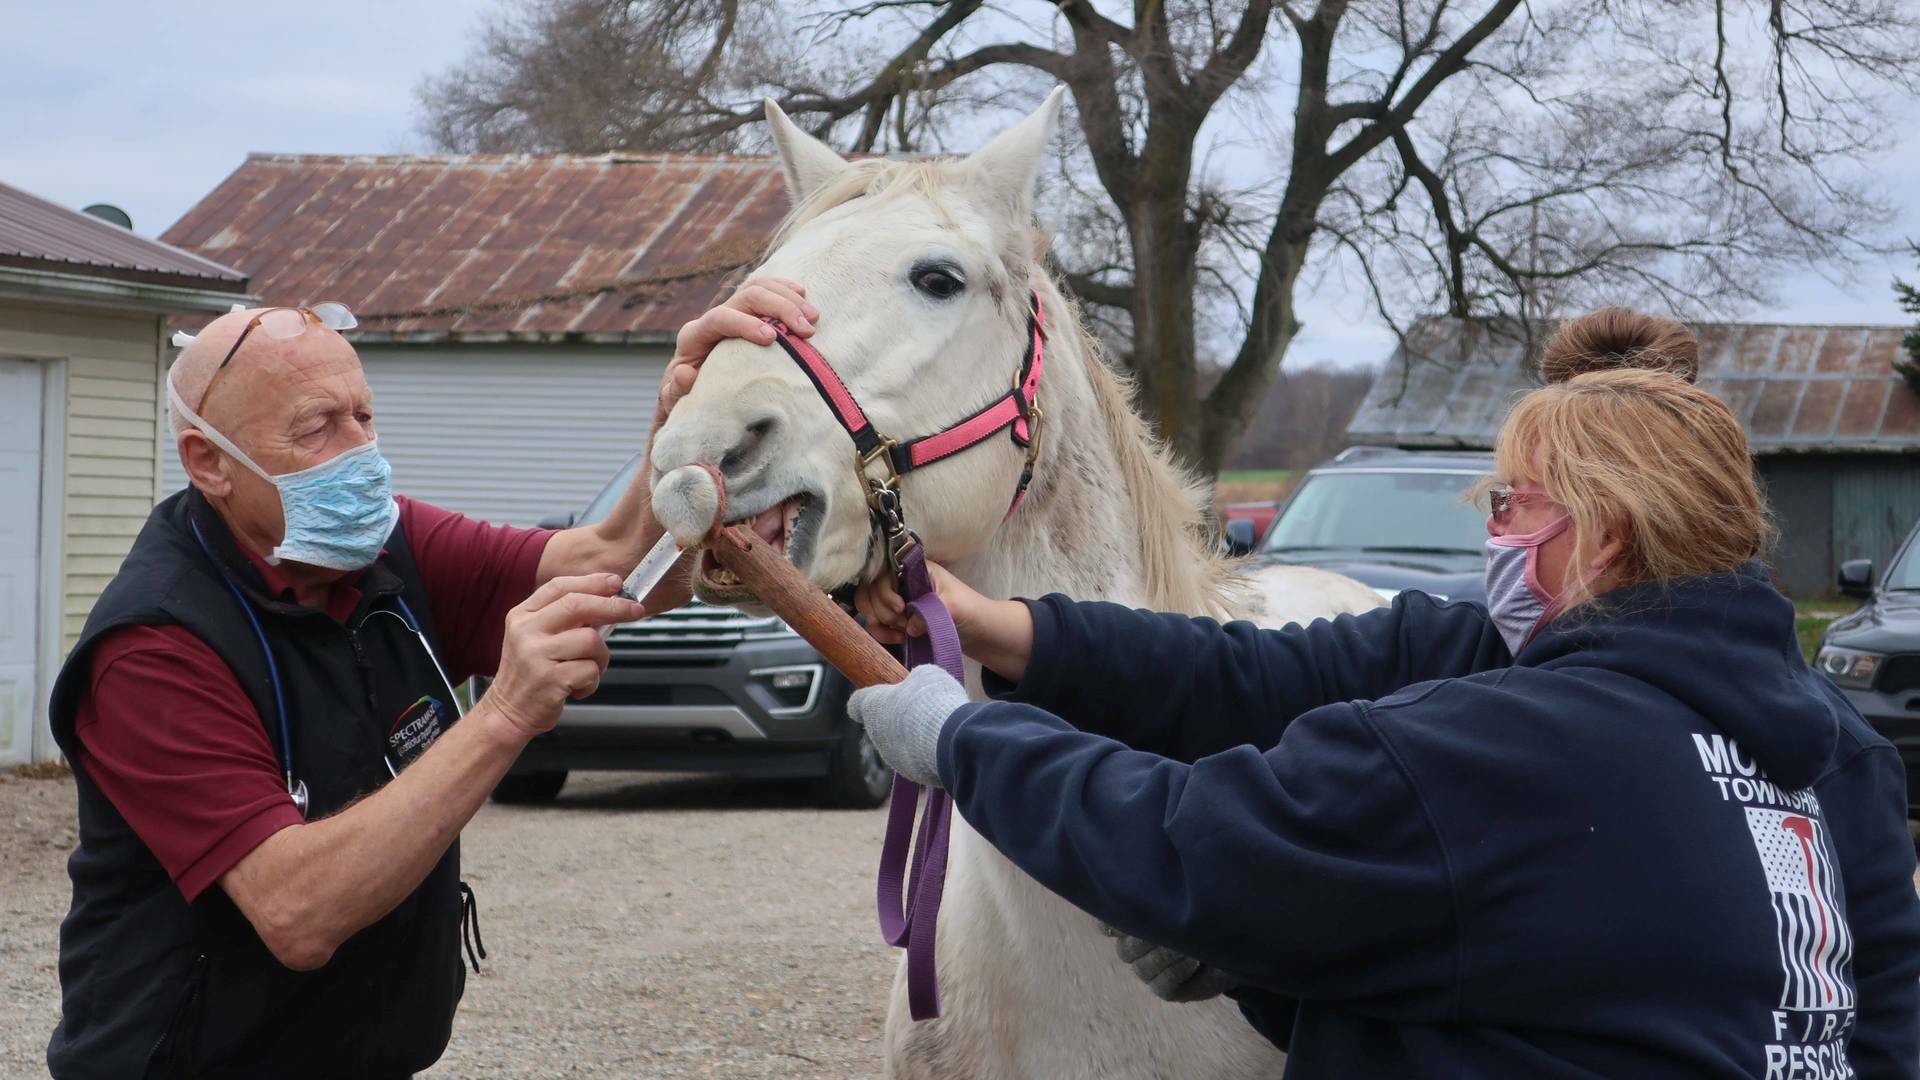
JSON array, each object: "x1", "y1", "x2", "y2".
[
  {"x1": 491, "y1": 770, "x2": 568, "y2": 804},
  {"x1": 816, "y1": 724, "x2": 894, "y2": 809}
]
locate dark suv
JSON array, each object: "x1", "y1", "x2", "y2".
[
  {"x1": 1814, "y1": 517, "x2": 1920, "y2": 816},
  {"x1": 484, "y1": 453, "x2": 893, "y2": 808},
  {"x1": 1248, "y1": 447, "x2": 1492, "y2": 604}
]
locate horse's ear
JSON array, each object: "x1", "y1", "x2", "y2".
[
  {"x1": 764, "y1": 99, "x2": 851, "y2": 204},
  {"x1": 962, "y1": 86, "x2": 1067, "y2": 224}
]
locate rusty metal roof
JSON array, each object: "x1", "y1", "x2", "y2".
[
  {"x1": 160, "y1": 153, "x2": 792, "y2": 343},
  {"x1": 0, "y1": 180, "x2": 247, "y2": 292},
  {"x1": 1348, "y1": 319, "x2": 1920, "y2": 454}
]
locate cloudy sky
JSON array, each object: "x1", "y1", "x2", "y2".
[{"x1": 4, "y1": 1, "x2": 1915, "y2": 368}]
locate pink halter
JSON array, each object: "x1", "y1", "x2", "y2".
[{"x1": 765, "y1": 292, "x2": 1046, "y2": 520}]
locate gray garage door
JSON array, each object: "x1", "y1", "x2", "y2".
[{"x1": 164, "y1": 343, "x2": 668, "y2": 527}]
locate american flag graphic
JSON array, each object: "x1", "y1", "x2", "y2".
[{"x1": 1743, "y1": 807, "x2": 1855, "y2": 1011}]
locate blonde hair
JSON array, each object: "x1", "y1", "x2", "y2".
[{"x1": 1494, "y1": 308, "x2": 1773, "y2": 609}]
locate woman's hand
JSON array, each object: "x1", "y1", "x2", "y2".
[
  {"x1": 846, "y1": 665, "x2": 970, "y2": 788},
  {"x1": 854, "y1": 560, "x2": 1036, "y2": 682},
  {"x1": 652, "y1": 276, "x2": 817, "y2": 432},
  {"x1": 853, "y1": 559, "x2": 980, "y2": 644}
]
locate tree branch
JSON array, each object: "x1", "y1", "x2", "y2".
[
  {"x1": 1325, "y1": 0, "x2": 1524, "y2": 174},
  {"x1": 1060, "y1": 271, "x2": 1138, "y2": 309},
  {"x1": 1191, "y1": 0, "x2": 1274, "y2": 107}
]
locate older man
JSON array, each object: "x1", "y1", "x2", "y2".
[{"x1": 44, "y1": 280, "x2": 815, "y2": 1079}]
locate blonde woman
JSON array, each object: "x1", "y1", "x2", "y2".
[{"x1": 848, "y1": 309, "x2": 1920, "y2": 1078}]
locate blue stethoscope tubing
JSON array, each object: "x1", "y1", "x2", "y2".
[{"x1": 189, "y1": 518, "x2": 462, "y2": 818}]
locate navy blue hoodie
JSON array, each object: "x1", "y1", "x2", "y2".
[{"x1": 939, "y1": 565, "x2": 1920, "y2": 1078}]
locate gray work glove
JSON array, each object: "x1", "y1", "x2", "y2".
[
  {"x1": 1103, "y1": 924, "x2": 1242, "y2": 1002},
  {"x1": 847, "y1": 664, "x2": 971, "y2": 788}
]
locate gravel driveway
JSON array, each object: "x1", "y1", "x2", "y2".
[
  {"x1": 0, "y1": 768, "x2": 894, "y2": 1079},
  {"x1": 9, "y1": 768, "x2": 1920, "y2": 1079}
]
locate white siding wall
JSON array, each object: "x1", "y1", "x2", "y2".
[
  {"x1": 0, "y1": 301, "x2": 161, "y2": 651},
  {"x1": 164, "y1": 344, "x2": 669, "y2": 527}
]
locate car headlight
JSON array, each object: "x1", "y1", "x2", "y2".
[{"x1": 1814, "y1": 646, "x2": 1882, "y2": 689}]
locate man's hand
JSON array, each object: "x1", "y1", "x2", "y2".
[
  {"x1": 484, "y1": 573, "x2": 642, "y2": 737},
  {"x1": 854, "y1": 560, "x2": 1037, "y2": 682},
  {"x1": 653, "y1": 276, "x2": 817, "y2": 432},
  {"x1": 1106, "y1": 926, "x2": 1243, "y2": 1003}
]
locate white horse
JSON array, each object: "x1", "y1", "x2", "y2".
[{"x1": 648, "y1": 88, "x2": 1381, "y2": 1080}]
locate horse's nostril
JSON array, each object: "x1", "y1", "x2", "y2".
[{"x1": 721, "y1": 414, "x2": 782, "y2": 477}]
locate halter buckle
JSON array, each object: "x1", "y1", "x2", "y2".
[
  {"x1": 865, "y1": 479, "x2": 921, "y2": 578},
  {"x1": 1022, "y1": 403, "x2": 1044, "y2": 469},
  {"x1": 860, "y1": 437, "x2": 901, "y2": 485}
]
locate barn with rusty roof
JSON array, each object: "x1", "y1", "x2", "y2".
[
  {"x1": 159, "y1": 152, "x2": 790, "y2": 525},
  {"x1": 1347, "y1": 318, "x2": 1920, "y2": 597}
]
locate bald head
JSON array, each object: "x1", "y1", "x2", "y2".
[{"x1": 170, "y1": 307, "x2": 366, "y2": 438}]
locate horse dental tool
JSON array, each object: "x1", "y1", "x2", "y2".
[
  {"x1": 602, "y1": 530, "x2": 683, "y2": 641},
  {"x1": 646, "y1": 463, "x2": 912, "y2": 686}
]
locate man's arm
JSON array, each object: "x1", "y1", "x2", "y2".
[
  {"x1": 218, "y1": 574, "x2": 637, "y2": 970},
  {"x1": 536, "y1": 277, "x2": 818, "y2": 601}
]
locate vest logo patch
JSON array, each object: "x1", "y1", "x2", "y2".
[{"x1": 388, "y1": 695, "x2": 448, "y2": 766}]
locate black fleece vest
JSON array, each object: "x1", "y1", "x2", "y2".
[{"x1": 46, "y1": 489, "x2": 467, "y2": 1079}]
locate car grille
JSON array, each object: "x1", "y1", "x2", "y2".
[
  {"x1": 1876, "y1": 654, "x2": 1920, "y2": 695},
  {"x1": 582, "y1": 684, "x2": 732, "y2": 707},
  {"x1": 606, "y1": 600, "x2": 797, "y2": 647}
]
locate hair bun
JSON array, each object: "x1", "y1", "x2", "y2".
[{"x1": 1539, "y1": 307, "x2": 1699, "y2": 385}]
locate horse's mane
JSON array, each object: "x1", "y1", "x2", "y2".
[
  {"x1": 770, "y1": 157, "x2": 1243, "y2": 620},
  {"x1": 1031, "y1": 278, "x2": 1244, "y2": 620}
]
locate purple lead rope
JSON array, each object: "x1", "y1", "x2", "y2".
[{"x1": 875, "y1": 546, "x2": 962, "y2": 1020}]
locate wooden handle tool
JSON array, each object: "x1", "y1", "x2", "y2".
[{"x1": 705, "y1": 524, "x2": 910, "y2": 689}]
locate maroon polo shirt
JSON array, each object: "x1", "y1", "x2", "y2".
[{"x1": 70, "y1": 496, "x2": 554, "y2": 901}]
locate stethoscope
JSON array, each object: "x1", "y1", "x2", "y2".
[{"x1": 189, "y1": 518, "x2": 464, "y2": 818}]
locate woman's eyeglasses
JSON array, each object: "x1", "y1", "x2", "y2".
[{"x1": 1484, "y1": 484, "x2": 1554, "y2": 524}]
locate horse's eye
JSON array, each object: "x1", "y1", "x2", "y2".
[{"x1": 911, "y1": 266, "x2": 965, "y2": 300}]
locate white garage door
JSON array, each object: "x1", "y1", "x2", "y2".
[
  {"x1": 0, "y1": 358, "x2": 44, "y2": 767},
  {"x1": 164, "y1": 345, "x2": 668, "y2": 527}
]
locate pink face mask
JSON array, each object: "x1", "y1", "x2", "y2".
[{"x1": 1483, "y1": 515, "x2": 1573, "y2": 655}]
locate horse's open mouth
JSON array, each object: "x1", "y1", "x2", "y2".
[{"x1": 695, "y1": 492, "x2": 819, "y2": 596}]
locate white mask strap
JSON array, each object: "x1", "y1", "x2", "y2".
[{"x1": 166, "y1": 370, "x2": 276, "y2": 484}]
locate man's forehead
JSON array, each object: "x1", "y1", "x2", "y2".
[{"x1": 183, "y1": 317, "x2": 368, "y2": 429}]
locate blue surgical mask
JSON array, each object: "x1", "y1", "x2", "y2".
[{"x1": 168, "y1": 373, "x2": 398, "y2": 571}]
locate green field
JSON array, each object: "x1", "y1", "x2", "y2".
[
  {"x1": 1794, "y1": 598, "x2": 1859, "y2": 663},
  {"x1": 1219, "y1": 469, "x2": 1295, "y2": 486}
]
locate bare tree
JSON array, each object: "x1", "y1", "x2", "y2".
[{"x1": 420, "y1": 0, "x2": 1920, "y2": 474}]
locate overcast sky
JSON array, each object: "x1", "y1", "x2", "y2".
[{"x1": 4, "y1": 1, "x2": 1916, "y2": 369}]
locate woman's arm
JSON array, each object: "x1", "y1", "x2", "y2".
[
  {"x1": 1008, "y1": 591, "x2": 1507, "y2": 760},
  {"x1": 934, "y1": 695, "x2": 1458, "y2": 1009},
  {"x1": 861, "y1": 565, "x2": 1508, "y2": 760}
]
